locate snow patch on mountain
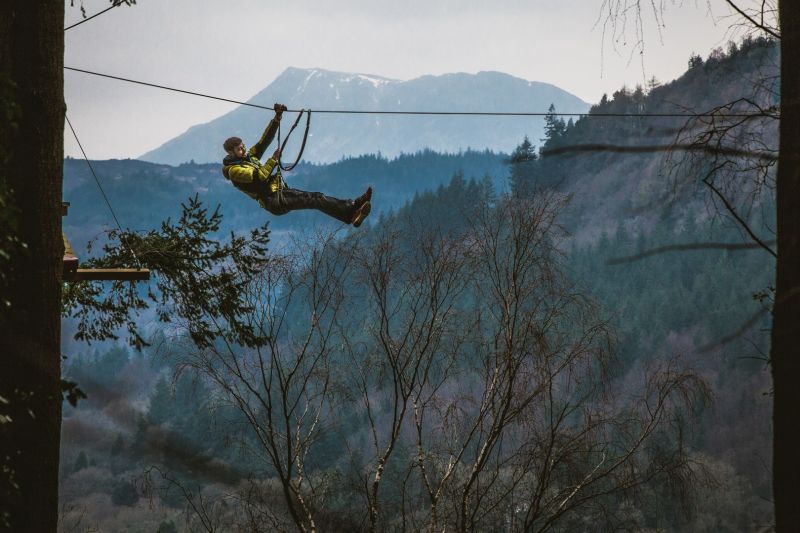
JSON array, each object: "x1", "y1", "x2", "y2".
[{"x1": 357, "y1": 74, "x2": 393, "y2": 88}]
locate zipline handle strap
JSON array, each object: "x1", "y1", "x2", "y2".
[{"x1": 277, "y1": 109, "x2": 311, "y2": 172}]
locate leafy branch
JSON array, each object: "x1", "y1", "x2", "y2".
[{"x1": 62, "y1": 195, "x2": 272, "y2": 350}]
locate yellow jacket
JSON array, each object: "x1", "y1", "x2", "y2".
[{"x1": 222, "y1": 118, "x2": 285, "y2": 203}]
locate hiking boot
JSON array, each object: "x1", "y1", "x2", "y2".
[
  {"x1": 354, "y1": 186, "x2": 372, "y2": 209},
  {"x1": 351, "y1": 201, "x2": 372, "y2": 228}
]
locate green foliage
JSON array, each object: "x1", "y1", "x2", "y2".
[
  {"x1": 508, "y1": 136, "x2": 537, "y2": 195},
  {"x1": 62, "y1": 195, "x2": 272, "y2": 349},
  {"x1": 542, "y1": 103, "x2": 567, "y2": 145},
  {"x1": 568, "y1": 220, "x2": 773, "y2": 366},
  {"x1": 388, "y1": 171, "x2": 495, "y2": 235}
]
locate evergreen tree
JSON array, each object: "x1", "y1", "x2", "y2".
[
  {"x1": 542, "y1": 103, "x2": 567, "y2": 146},
  {"x1": 508, "y1": 137, "x2": 537, "y2": 194}
]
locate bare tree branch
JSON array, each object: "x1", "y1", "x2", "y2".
[
  {"x1": 541, "y1": 143, "x2": 777, "y2": 162},
  {"x1": 698, "y1": 306, "x2": 771, "y2": 353},
  {"x1": 703, "y1": 174, "x2": 778, "y2": 257},
  {"x1": 724, "y1": 0, "x2": 781, "y2": 39},
  {"x1": 607, "y1": 239, "x2": 777, "y2": 264}
]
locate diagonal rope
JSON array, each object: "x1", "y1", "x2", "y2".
[
  {"x1": 66, "y1": 66, "x2": 275, "y2": 111},
  {"x1": 65, "y1": 113, "x2": 143, "y2": 269},
  {"x1": 64, "y1": 1, "x2": 125, "y2": 31}
]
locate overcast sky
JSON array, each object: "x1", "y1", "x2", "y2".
[{"x1": 64, "y1": 0, "x2": 746, "y2": 160}]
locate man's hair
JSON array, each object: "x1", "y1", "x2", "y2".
[{"x1": 223, "y1": 136, "x2": 243, "y2": 153}]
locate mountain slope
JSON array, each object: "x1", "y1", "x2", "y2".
[
  {"x1": 514, "y1": 37, "x2": 779, "y2": 245},
  {"x1": 140, "y1": 67, "x2": 589, "y2": 164}
]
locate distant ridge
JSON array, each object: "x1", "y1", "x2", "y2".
[{"x1": 139, "y1": 67, "x2": 590, "y2": 165}]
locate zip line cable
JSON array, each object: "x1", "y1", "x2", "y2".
[
  {"x1": 64, "y1": 1, "x2": 124, "y2": 31},
  {"x1": 64, "y1": 66, "x2": 767, "y2": 119},
  {"x1": 65, "y1": 113, "x2": 143, "y2": 270}
]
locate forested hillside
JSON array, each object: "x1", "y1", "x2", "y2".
[
  {"x1": 514, "y1": 36, "x2": 778, "y2": 244},
  {"x1": 59, "y1": 38, "x2": 776, "y2": 531}
]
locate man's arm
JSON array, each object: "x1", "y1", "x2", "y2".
[{"x1": 249, "y1": 103, "x2": 288, "y2": 159}]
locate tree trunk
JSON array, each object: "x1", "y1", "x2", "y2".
[
  {"x1": 772, "y1": 3, "x2": 800, "y2": 531},
  {"x1": 0, "y1": 1, "x2": 65, "y2": 531}
]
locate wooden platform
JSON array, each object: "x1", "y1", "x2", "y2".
[
  {"x1": 62, "y1": 201, "x2": 150, "y2": 282},
  {"x1": 63, "y1": 268, "x2": 151, "y2": 282}
]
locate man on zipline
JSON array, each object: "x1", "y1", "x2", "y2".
[{"x1": 222, "y1": 103, "x2": 372, "y2": 226}]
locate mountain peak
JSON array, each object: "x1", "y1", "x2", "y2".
[
  {"x1": 140, "y1": 69, "x2": 590, "y2": 164},
  {"x1": 277, "y1": 66, "x2": 399, "y2": 85}
]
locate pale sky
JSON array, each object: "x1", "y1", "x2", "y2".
[{"x1": 63, "y1": 0, "x2": 747, "y2": 160}]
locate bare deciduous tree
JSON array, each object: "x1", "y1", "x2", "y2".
[
  {"x1": 150, "y1": 192, "x2": 710, "y2": 532},
  {"x1": 339, "y1": 193, "x2": 708, "y2": 532},
  {"x1": 341, "y1": 223, "x2": 474, "y2": 532},
  {"x1": 167, "y1": 232, "x2": 355, "y2": 533}
]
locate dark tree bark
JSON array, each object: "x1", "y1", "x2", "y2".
[
  {"x1": 772, "y1": 4, "x2": 800, "y2": 531},
  {"x1": 0, "y1": 1, "x2": 65, "y2": 531}
]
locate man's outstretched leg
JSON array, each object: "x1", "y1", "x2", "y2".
[{"x1": 263, "y1": 187, "x2": 372, "y2": 225}]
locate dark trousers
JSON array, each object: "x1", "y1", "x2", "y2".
[{"x1": 259, "y1": 188, "x2": 354, "y2": 223}]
